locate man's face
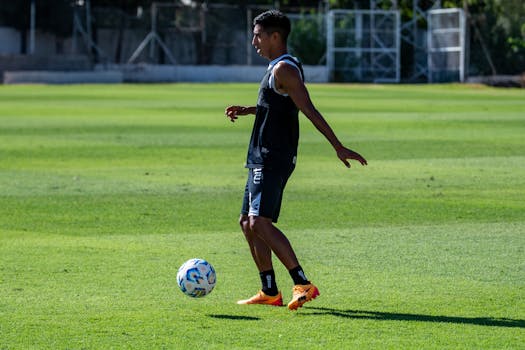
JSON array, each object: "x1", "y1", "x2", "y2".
[{"x1": 252, "y1": 24, "x2": 272, "y2": 59}]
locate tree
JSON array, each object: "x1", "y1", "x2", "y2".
[{"x1": 463, "y1": 0, "x2": 525, "y2": 74}]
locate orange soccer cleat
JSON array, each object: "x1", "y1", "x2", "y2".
[
  {"x1": 287, "y1": 283, "x2": 320, "y2": 310},
  {"x1": 237, "y1": 290, "x2": 283, "y2": 306}
]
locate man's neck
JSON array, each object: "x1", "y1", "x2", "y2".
[{"x1": 268, "y1": 48, "x2": 288, "y2": 61}]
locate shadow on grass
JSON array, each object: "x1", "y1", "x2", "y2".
[
  {"x1": 302, "y1": 307, "x2": 525, "y2": 328},
  {"x1": 208, "y1": 314, "x2": 260, "y2": 321}
]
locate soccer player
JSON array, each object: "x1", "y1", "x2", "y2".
[{"x1": 225, "y1": 10, "x2": 367, "y2": 310}]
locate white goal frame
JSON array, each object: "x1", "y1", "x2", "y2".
[{"x1": 427, "y1": 8, "x2": 466, "y2": 82}]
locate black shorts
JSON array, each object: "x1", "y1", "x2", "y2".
[{"x1": 241, "y1": 164, "x2": 295, "y2": 223}]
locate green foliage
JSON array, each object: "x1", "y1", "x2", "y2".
[
  {"x1": 508, "y1": 37, "x2": 525, "y2": 54},
  {"x1": 454, "y1": 0, "x2": 525, "y2": 74},
  {"x1": 288, "y1": 11, "x2": 326, "y2": 65},
  {"x1": 1, "y1": 83, "x2": 524, "y2": 348}
]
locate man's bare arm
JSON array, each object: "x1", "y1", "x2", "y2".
[{"x1": 275, "y1": 63, "x2": 367, "y2": 167}]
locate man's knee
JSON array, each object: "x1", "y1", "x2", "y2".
[
  {"x1": 248, "y1": 215, "x2": 272, "y2": 233},
  {"x1": 239, "y1": 215, "x2": 250, "y2": 234}
]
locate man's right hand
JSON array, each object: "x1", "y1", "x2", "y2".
[{"x1": 225, "y1": 106, "x2": 255, "y2": 122}]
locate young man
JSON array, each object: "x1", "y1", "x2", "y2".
[{"x1": 225, "y1": 10, "x2": 367, "y2": 310}]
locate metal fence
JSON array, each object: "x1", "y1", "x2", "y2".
[
  {"x1": 327, "y1": 9, "x2": 400, "y2": 82},
  {"x1": 69, "y1": 2, "x2": 464, "y2": 83},
  {"x1": 76, "y1": 3, "x2": 270, "y2": 66}
]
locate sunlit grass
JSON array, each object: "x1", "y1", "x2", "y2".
[{"x1": 1, "y1": 83, "x2": 524, "y2": 349}]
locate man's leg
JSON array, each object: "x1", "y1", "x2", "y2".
[
  {"x1": 238, "y1": 167, "x2": 318, "y2": 309},
  {"x1": 239, "y1": 214, "x2": 272, "y2": 272},
  {"x1": 249, "y1": 216, "x2": 320, "y2": 311},
  {"x1": 248, "y1": 216, "x2": 299, "y2": 270},
  {"x1": 237, "y1": 214, "x2": 282, "y2": 306}
]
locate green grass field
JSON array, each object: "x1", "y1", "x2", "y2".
[{"x1": 1, "y1": 83, "x2": 524, "y2": 349}]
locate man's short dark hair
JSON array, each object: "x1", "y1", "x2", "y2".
[{"x1": 253, "y1": 10, "x2": 291, "y2": 42}]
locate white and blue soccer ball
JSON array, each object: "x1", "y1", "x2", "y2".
[{"x1": 177, "y1": 258, "x2": 216, "y2": 298}]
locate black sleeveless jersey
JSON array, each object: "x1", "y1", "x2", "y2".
[{"x1": 246, "y1": 55, "x2": 304, "y2": 169}]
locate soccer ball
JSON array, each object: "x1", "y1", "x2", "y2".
[{"x1": 177, "y1": 258, "x2": 216, "y2": 298}]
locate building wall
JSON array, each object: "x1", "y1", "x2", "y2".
[{"x1": 0, "y1": 27, "x2": 21, "y2": 54}]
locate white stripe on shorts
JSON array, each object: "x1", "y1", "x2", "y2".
[{"x1": 248, "y1": 191, "x2": 261, "y2": 217}]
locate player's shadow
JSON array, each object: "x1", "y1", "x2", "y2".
[
  {"x1": 302, "y1": 307, "x2": 525, "y2": 328},
  {"x1": 208, "y1": 314, "x2": 260, "y2": 321}
]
